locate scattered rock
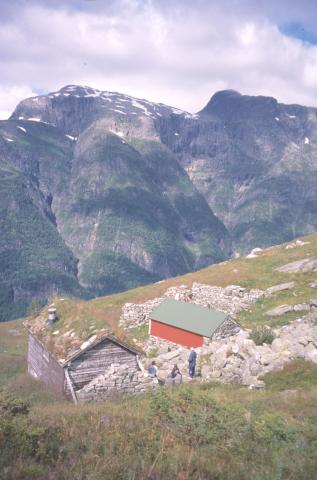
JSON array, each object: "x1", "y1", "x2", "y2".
[
  {"x1": 246, "y1": 247, "x2": 263, "y2": 258},
  {"x1": 309, "y1": 281, "x2": 317, "y2": 289},
  {"x1": 304, "y1": 344, "x2": 317, "y2": 362},
  {"x1": 266, "y1": 282, "x2": 295, "y2": 296},
  {"x1": 276, "y1": 258, "x2": 317, "y2": 273},
  {"x1": 120, "y1": 282, "x2": 264, "y2": 330},
  {"x1": 310, "y1": 299, "x2": 317, "y2": 308},
  {"x1": 293, "y1": 303, "x2": 310, "y2": 312},
  {"x1": 119, "y1": 283, "x2": 317, "y2": 391},
  {"x1": 285, "y1": 240, "x2": 310, "y2": 249},
  {"x1": 265, "y1": 304, "x2": 293, "y2": 316}
]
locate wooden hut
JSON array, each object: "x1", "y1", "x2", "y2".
[
  {"x1": 149, "y1": 298, "x2": 240, "y2": 348},
  {"x1": 25, "y1": 306, "x2": 156, "y2": 403}
]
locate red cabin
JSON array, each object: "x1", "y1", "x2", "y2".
[{"x1": 149, "y1": 298, "x2": 236, "y2": 348}]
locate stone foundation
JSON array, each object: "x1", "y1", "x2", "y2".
[{"x1": 76, "y1": 362, "x2": 158, "y2": 403}]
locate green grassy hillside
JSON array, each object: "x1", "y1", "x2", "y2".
[{"x1": 1, "y1": 233, "x2": 317, "y2": 479}]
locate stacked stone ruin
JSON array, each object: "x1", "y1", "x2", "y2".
[
  {"x1": 120, "y1": 282, "x2": 265, "y2": 331},
  {"x1": 76, "y1": 362, "x2": 158, "y2": 403},
  {"x1": 119, "y1": 281, "x2": 317, "y2": 389}
]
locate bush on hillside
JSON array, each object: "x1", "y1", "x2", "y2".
[{"x1": 250, "y1": 325, "x2": 275, "y2": 345}]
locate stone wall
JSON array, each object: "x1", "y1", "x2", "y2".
[
  {"x1": 212, "y1": 317, "x2": 241, "y2": 340},
  {"x1": 76, "y1": 362, "x2": 158, "y2": 403},
  {"x1": 119, "y1": 283, "x2": 264, "y2": 330}
]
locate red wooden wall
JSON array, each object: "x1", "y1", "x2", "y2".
[{"x1": 150, "y1": 320, "x2": 203, "y2": 347}]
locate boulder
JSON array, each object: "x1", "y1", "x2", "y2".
[
  {"x1": 293, "y1": 303, "x2": 310, "y2": 312},
  {"x1": 249, "y1": 361, "x2": 262, "y2": 376},
  {"x1": 271, "y1": 338, "x2": 292, "y2": 353},
  {"x1": 201, "y1": 364, "x2": 212, "y2": 378},
  {"x1": 276, "y1": 258, "x2": 317, "y2": 273},
  {"x1": 213, "y1": 354, "x2": 228, "y2": 369},
  {"x1": 310, "y1": 299, "x2": 317, "y2": 308},
  {"x1": 265, "y1": 304, "x2": 293, "y2": 316},
  {"x1": 246, "y1": 248, "x2": 263, "y2": 258},
  {"x1": 304, "y1": 344, "x2": 317, "y2": 363},
  {"x1": 266, "y1": 282, "x2": 295, "y2": 296},
  {"x1": 260, "y1": 353, "x2": 277, "y2": 366}
]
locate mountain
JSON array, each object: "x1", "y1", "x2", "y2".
[
  {"x1": 0, "y1": 87, "x2": 231, "y2": 319},
  {"x1": 2, "y1": 84, "x2": 317, "y2": 320},
  {"x1": 160, "y1": 89, "x2": 317, "y2": 251}
]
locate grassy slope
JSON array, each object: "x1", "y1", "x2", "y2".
[
  {"x1": 19, "y1": 231, "x2": 317, "y2": 360},
  {"x1": 1, "y1": 233, "x2": 317, "y2": 478}
]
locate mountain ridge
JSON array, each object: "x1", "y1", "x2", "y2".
[{"x1": 1, "y1": 85, "x2": 317, "y2": 319}]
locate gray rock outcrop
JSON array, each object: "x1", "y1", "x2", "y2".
[
  {"x1": 266, "y1": 282, "x2": 295, "y2": 295},
  {"x1": 276, "y1": 258, "x2": 317, "y2": 273},
  {"x1": 143, "y1": 313, "x2": 317, "y2": 388}
]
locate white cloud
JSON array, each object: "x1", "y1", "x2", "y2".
[
  {"x1": 0, "y1": 1, "x2": 317, "y2": 116},
  {"x1": 0, "y1": 85, "x2": 37, "y2": 120}
]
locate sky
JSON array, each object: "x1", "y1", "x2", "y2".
[{"x1": 1, "y1": 0, "x2": 317, "y2": 118}]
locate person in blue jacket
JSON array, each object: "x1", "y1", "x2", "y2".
[
  {"x1": 188, "y1": 347, "x2": 197, "y2": 378},
  {"x1": 148, "y1": 361, "x2": 158, "y2": 377}
]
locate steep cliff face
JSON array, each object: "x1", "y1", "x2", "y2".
[
  {"x1": 54, "y1": 126, "x2": 229, "y2": 296},
  {"x1": 159, "y1": 90, "x2": 317, "y2": 251},
  {"x1": 0, "y1": 127, "x2": 87, "y2": 320}
]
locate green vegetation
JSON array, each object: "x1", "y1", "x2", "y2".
[
  {"x1": 250, "y1": 325, "x2": 275, "y2": 345},
  {"x1": 0, "y1": 122, "x2": 87, "y2": 321},
  {"x1": 0, "y1": 231, "x2": 317, "y2": 478},
  {"x1": 18, "y1": 231, "x2": 317, "y2": 360},
  {"x1": 0, "y1": 361, "x2": 316, "y2": 479}
]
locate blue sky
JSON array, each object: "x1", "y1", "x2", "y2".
[
  {"x1": 0, "y1": 0, "x2": 317, "y2": 118},
  {"x1": 280, "y1": 22, "x2": 317, "y2": 45}
]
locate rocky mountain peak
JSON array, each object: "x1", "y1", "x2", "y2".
[
  {"x1": 200, "y1": 89, "x2": 278, "y2": 118},
  {"x1": 10, "y1": 84, "x2": 195, "y2": 138}
]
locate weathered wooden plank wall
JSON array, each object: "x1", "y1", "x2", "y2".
[
  {"x1": 67, "y1": 339, "x2": 138, "y2": 391},
  {"x1": 27, "y1": 333, "x2": 65, "y2": 395}
]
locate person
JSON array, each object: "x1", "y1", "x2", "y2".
[
  {"x1": 170, "y1": 364, "x2": 182, "y2": 385},
  {"x1": 148, "y1": 361, "x2": 158, "y2": 377},
  {"x1": 188, "y1": 347, "x2": 197, "y2": 378}
]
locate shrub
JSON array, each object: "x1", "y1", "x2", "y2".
[{"x1": 250, "y1": 325, "x2": 275, "y2": 345}]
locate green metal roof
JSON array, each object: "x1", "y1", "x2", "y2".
[{"x1": 150, "y1": 298, "x2": 228, "y2": 337}]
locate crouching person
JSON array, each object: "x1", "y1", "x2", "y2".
[
  {"x1": 148, "y1": 361, "x2": 158, "y2": 378},
  {"x1": 170, "y1": 364, "x2": 183, "y2": 385}
]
